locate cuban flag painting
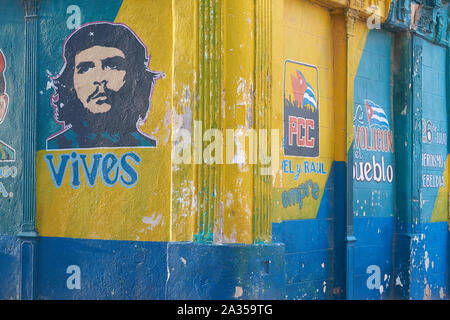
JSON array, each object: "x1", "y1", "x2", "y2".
[
  {"x1": 364, "y1": 99, "x2": 389, "y2": 128},
  {"x1": 290, "y1": 70, "x2": 318, "y2": 111}
]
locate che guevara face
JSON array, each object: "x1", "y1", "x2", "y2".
[{"x1": 73, "y1": 45, "x2": 127, "y2": 114}]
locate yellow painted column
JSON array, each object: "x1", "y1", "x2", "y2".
[
  {"x1": 220, "y1": 0, "x2": 255, "y2": 244},
  {"x1": 170, "y1": 0, "x2": 199, "y2": 241}
]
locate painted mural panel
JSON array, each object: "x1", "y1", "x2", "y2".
[
  {"x1": 272, "y1": 0, "x2": 334, "y2": 222},
  {"x1": 353, "y1": 30, "x2": 394, "y2": 218},
  {"x1": 280, "y1": 60, "x2": 324, "y2": 216},
  {"x1": 352, "y1": 29, "x2": 395, "y2": 299},
  {"x1": 421, "y1": 40, "x2": 448, "y2": 223},
  {"x1": 0, "y1": 2, "x2": 25, "y2": 235},
  {"x1": 283, "y1": 60, "x2": 319, "y2": 158},
  {"x1": 352, "y1": 98, "x2": 394, "y2": 214},
  {"x1": 271, "y1": 0, "x2": 336, "y2": 299},
  {"x1": 36, "y1": 0, "x2": 173, "y2": 241}
]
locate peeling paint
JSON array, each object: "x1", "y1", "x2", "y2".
[
  {"x1": 234, "y1": 286, "x2": 243, "y2": 298},
  {"x1": 423, "y1": 283, "x2": 431, "y2": 300},
  {"x1": 439, "y1": 287, "x2": 445, "y2": 299},
  {"x1": 163, "y1": 106, "x2": 173, "y2": 144},
  {"x1": 142, "y1": 213, "x2": 163, "y2": 231}
]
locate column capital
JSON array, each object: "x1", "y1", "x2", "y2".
[
  {"x1": 384, "y1": 0, "x2": 449, "y2": 46},
  {"x1": 23, "y1": 0, "x2": 40, "y2": 19},
  {"x1": 344, "y1": 8, "x2": 359, "y2": 37}
]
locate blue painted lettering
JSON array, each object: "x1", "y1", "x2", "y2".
[
  {"x1": 70, "y1": 152, "x2": 81, "y2": 189},
  {"x1": 281, "y1": 179, "x2": 320, "y2": 209},
  {"x1": 101, "y1": 153, "x2": 120, "y2": 186},
  {"x1": 45, "y1": 154, "x2": 70, "y2": 188},
  {"x1": 46, "y1": 151, "x2": 141, "y2": 189},
  {"x1": 80, "y1": 154, "x2": 102, "y2": 187},
  {"x1": 119, "y1": 152, "x2": 140, "y2": 188}
]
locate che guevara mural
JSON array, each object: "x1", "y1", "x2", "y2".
[
  {"x1": 47, "y1": 22, "x2": 160, "y2": 149},
  {"x1": 37, "y1": 17, "x2": 171, "y2": 242}
]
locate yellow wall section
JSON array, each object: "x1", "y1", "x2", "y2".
[
  {"x1": 271, "y1": 0, "x2": 372, "y2": 222},
  {"x1": 168, "y1": 0, "x2": 198, "y2": 242},
  {"x1": 37, "y1": 0, "x2": 176, "y2": 242},
  {"x1": 272, "y1": 0, "x2": 334, "y2": 221},
  {"x1": 36, "y1": 148, "x2": 171, "y2": 241},
  {"x1": 347, "y1": 20, "x2": 369, "y2": 156},
  {"x1": 332, "y1": 16, "x2": 370, "y2": 163},
  {"x1": 431, "y1": 155, "x2": 449, "y2": 222},
  {"x1": 331, "y1": 13, "x2": 347, "y2": 163},
  {"x1": 115, "y1": 0, "x2": 173, "y2": 151},
  {"x1": 36, "y1": 0, "x2": 395, "y2": 242}
]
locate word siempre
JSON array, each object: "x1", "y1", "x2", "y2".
[
  {"x1": 282, "y1": 179, "x2": 319, "y2": 209},
  {"x1": 45, "y1": 151, "x2": 141, "y2": 189}
]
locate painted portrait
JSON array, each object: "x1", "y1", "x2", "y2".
[
  {"x1": 47, "y1": 22, "x2": 161, "y2": 150},
  {"x1": 0, "y1": 50, "x2": 15, "y2": 162},
  {"x1": 0, "y1": 50, "x2": 9, "y2": 124}
]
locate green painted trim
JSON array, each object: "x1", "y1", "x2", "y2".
[
  {"x1": 22, "y1": 0, "x2": 39, "y2": 235},
  {"x1": 194, "y1": 0, "x2": 221, "y2": 244},
  {"x1": 253, "y1": 0, "x2": 272, "y2": 244}
]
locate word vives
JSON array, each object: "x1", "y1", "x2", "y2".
[{"x1": 45, "y1": 151, "x2": 141, "y2": 189}]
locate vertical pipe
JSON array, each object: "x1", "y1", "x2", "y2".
[
  {"x1": 19, "y1": 0, "x2": 39, "y2": 300},
  {"x1": 344, "y1": 8, "x2": 357, "y2": 300},
  {"x1": 447, "y1": 44, "x2": 450, "y2": 296},
  {"x1": 198, "y1": 0, "x2": 206, "y2": 241}
]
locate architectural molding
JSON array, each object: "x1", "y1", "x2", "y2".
[
  {"x1": 194, "y1": 0, "x2": 222, "y2": 244},
  {"x1": 253, "y1": 0, "x2": 272, "y2": 244},
  {"x1": 384, "y1": 0, "x2": 449, "y2": 46}
]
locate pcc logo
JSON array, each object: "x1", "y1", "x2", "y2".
[{"x1": 283, "y1": 60, "x2": 319, "y2": 158}]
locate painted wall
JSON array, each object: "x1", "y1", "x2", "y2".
[
  {"x1": 420, "y1": 38, "x2": 448, "y2": 300},
  {"x1": 271, "y1": 0, "x2": 336, "y2": 299},
  {"x1": 1, "y1": 0, "x2": 284, "y2": 299},
  {"x1": 36, "y1": 0, "x2": 173, "y2": 242},
  {"x1": 394, "y1": 35, "x2": 448, "y2": 300},
  {"x1": 0, "y1": 1, "x2": 26, "y2": 299},
  {"x1": 0, "y1": 0, "x2": 448, "y2": 300},
  {"x1": 0, "y1": 1, "x2": 25, "y2": 236},
  {"x1": 352, "y1": 29, "x2": 395, "y2": 299}
]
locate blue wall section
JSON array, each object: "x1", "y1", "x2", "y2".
[
  {"x1": 402, "y1": 36, "x2": 449, "y2": 300},
  {"x1": 0, "y1": 236, "x2": 20, "y2": 299},
  {"x1": 34, "y1": 237, "x2": 285, "y2": 300},
  {"x1": 1, "y1": 235, "x2": 285, "y2": 300},
  {"x1": 394, "y1": 222, "x2": 448, "y2": 299},
  {"x1": 272, "y1": 161, "x2": 338, "y2": 300},
  {"x1": 392, "y1": 33, "x2": 449, "y2": 300},
  {"x1": 352, "y1": 29, "x2": 395, "y2": 299}
]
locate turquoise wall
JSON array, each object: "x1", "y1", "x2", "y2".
[
  {"x1": 0, "y1": 1, "x2": 25, "y2": 236},
  {"x1": 352, "y1": 29, "x2": 395, "y2": 299}
]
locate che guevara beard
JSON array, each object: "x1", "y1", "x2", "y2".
[{"x1": 71, "y1": 80, "x2": 143, "y2": 137}]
